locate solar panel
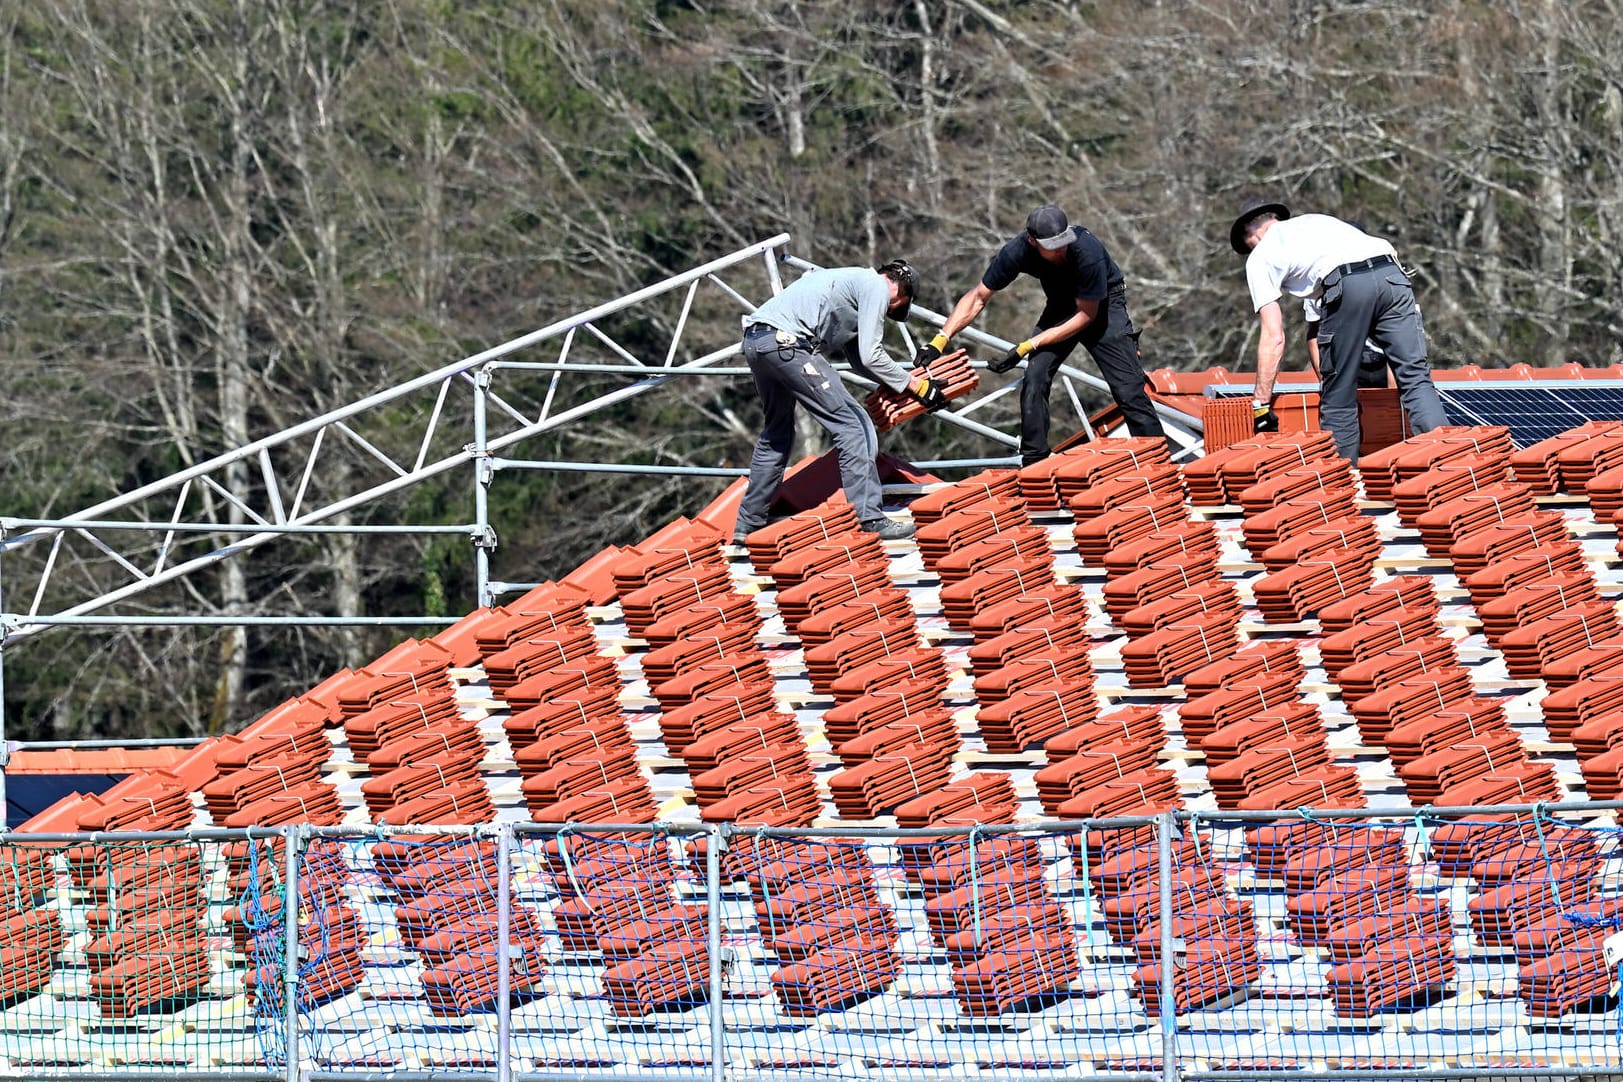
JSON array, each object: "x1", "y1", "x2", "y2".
[
  {"x1": 1206, "y1": 379, "x2": 1623, "y2": 449},
  {"x1": 1435, "y1": 383, "x2": 1623, "y2": 447}
]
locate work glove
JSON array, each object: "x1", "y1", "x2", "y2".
[
  {"x1": 986, "y1": 339, "x2": 1036, "y2": 374},
  {"x1": 916, "y1": 333, "x2": 950, "y2": 367},
  {"x1": 907, "y1": 374, "x2": 949, "y2": 411},
  {"x1": 1252, "y1": 400, "x2": 1279, "y2": 433}
]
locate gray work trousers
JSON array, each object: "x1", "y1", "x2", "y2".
[
  {"x1": 1316, "y1": 260, "x2": 1449, "y2": 460},
  {"x1": 736, "y1": 324, "x2": 885, "y2": 531}
]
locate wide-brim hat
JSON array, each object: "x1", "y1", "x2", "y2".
[{"x1": 1229, "y1": 198, "x2": 1290, "y2": 255}]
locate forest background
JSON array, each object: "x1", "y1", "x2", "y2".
[{"x1": 0, "y1": 0, "x2": 1617, "y2": 742}]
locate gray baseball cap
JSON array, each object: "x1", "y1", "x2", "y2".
[{"x1": 1026, "y1": 204, "x2": 1073, "y2": 250}]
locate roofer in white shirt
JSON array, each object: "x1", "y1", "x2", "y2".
[{"x1": 1229, "y1": 198, "x2": 1449, "y2": 461}]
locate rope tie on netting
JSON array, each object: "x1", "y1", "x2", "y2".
[
  {"x1": 1412, "y1": 810, "x2": 1432, "y2": 865},
  {"x1": 556, "y1": 825, "x2": 585, "y2": 900},
  {"x1": 1532, "y1": 802, "x2": 1563, "y2": 911}
]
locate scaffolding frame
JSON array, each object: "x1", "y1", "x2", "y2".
[{"x1": 0, "y1": 235, "x2": 1203, "y2": 816}]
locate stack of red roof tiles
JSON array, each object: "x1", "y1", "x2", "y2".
[{"x1": 15, "y1": 415, "x2": 1623, "y2": 1034}]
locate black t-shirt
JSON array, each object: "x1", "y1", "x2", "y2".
[{"x1": 981, "y1": 226, "x2": 1124, "y2": 327}]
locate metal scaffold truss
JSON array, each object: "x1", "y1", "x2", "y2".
[{"x1": 0, "y1": 234, "x2": 1202, "y2": 756}]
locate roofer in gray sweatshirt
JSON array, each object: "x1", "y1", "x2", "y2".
[{"x1": 733, "y1": 261, "x2": 946, "y2": 544}]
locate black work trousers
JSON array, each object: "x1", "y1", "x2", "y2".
[{"x1": 1022, "y1": 287, "x2": 1163, "y2": 465}]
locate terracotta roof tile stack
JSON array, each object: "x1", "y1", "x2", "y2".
[
  {"x1": 656, "y1": 681, "x2": 778, "y2": 757},
  {"x1": 1554, "y1": 423, "x2": 1623, "y2": 493},
  {"x1": 1066, "y1": 463, "x2": 1185, "y2": 520},
  {"x1": 1239, "y1": 486, "x2": 1359, "y2": 557},
  {"x1": 764, "y1": 530, "x2": 886, "y2": 588},
  {"x1": 864, "y1": 349, "x2": 979, "y2": 432},
  {"x1": 803, "y1": 619, "x2": 920, "y2": 694},
  {"x1": 1476, "y1": 575, "x2": 1601, "y2": 647},
  {"x1": 1507, "y1": 421, "x2": 1623, "y2": 494},
  {"x1": 796, "y1": 589, "x2": 913, "y2": 647},
  {"x1": 1179, "y1": 669, "x2": 1303, "y2": 748},
  {"x1": 968, "y1": 583, "x2": 1089, "y2": 643},
  {"x1": 1317, "y1": 576, "x2": 1438, "y2": 634},
  {"x1": 750, "y1": 844, "x2": 901, "y2": 1015},
  {"x1": 1034, "y1": 737, "x2": 1161, "y2": 815},
  {"x1": 1251, "y1": 548, "x2": 1375, "y2": 623},
  {"x1": 828, "y1": 740, "x2": 957, "y2": 819},
  {"x1": 939, "y1": 559, "x2": 1057, "y2": 632},
  {"x1": 1391, "y1": 452, "x2": 1511, "y2": 526},
  {"x1": 1588, "y1": 470, "x2": 1623, "y2": 517},
  {"x1": 1183, "y1": 640, "x2": 1304, "y2": 696},
  {"x1": 0, "y1": 847, "x2": 64, "y2": 1006},
  {"x1": 1043, "y1": 704, "x2": 1167, "y2": 761},
  {"x1": 640, "y1": 623, "x2": 759, "y2": 687},
  {"x1": 1448, "y1": 511, "x2": 1572, "y2": 578},
  {"x1": 1345, "y1": 667, "x2": 1476, "y2": 746},
  {"x1": 1235, "y1": 765, "x2": 1365, "y2": 814},
  {"x1": 1201, "y1": 702, "x2": 1324, "y2": 768},
  {"x1": 775, "y1": 561, "x2": 894, "y2": 634},
  {"x1": 977, "y1": 680, "x2": 1101, "y2": 752},
  {"x1": 1119, "y1": 858, "x2": 1261, "y2": 1016},
  {"x1": 1398, "y1": 730, "x2": 1528, "y2": 804},
  {"x1": 822, "y1": 679, "x2": 943, "y2": 749},
  {"x1": 1357, "y1": 426, "x2": 1515, "y2": 502},
  {"x1": 1018, "y1": 439, "x2": 1171, "y2": 512},
  {"x1": 916, "y1": 501, "x2": 1034, "y2": 569},
  {"x1": 1317, "y1": 606, "x2": 1442, "y2": 680},
  {"x1": 741, "y1": 501, "x2": 860, "y2": 573},
  {"x1": 1236, "y1": 457, "x2": 1355, "y2": 514},
  {"x1": 500, "y1": 653, "x2": 620, "y2": 714},
  {"x1": 1219, "y1": 432, "x2": 1339, "y2": 493},
  {"x1": 1178, "y1": 432, "x2": 1333, "y2": 506},
  {"x1": 462, "y1": 583, "x2": 593, "y2": 662},
  {"x1": 608, "y1": 528, "x2": 725, "y2": 594},
  {"x1": 1334, "y1": 635, "x2": 1459, "y2": 701},
  {"x1": 829, "y1": 648, "x2": 950, "y2": 703},
  {"x1": 934, "y1": 525, "x2": 1054, "y2": 583},
  {"x1": 1120, "y1": 611, "x2": 1241, "y2": 689},
  {"x1": 1119, "y1": 580, "x2": 1240, "y2": 637},
  {"x1": 893, "y1": 771, "x2": 1018, "y2": 827},
  {"x1": 1257, "y1": 515, "x2": 1380, "y2": 572},
  {"x1": 909, "y1": 838, "x2": 1079, "y2": 1016},
  {"x1": 563, "y1": 847, "x2": 707, "y2": 1017},
  {"x1": 1539, "y1": 675, "x2": 1623, "y2": 743},
  {"x1": 1073, "y1": 492, "x2": 1191, "y2": 564},
  {"x1": 1498, "y1": 601, "x2": 1620, "y2": 680},
  {"x1": 619, "y1": 563, "x2": 737, "y2": 638},
  {"x1": 908, "y1": 468, "x2": 1021, "y2": 524},
  {"x1": 1414, "y1": 482, "x2": 1538, "y2": 557},
  {"x1": 1326, "y1": 931, "x2": 1458, "y2": 1017},
  {"x1": 835, "y1": 712, "x2": 961, "y2": 767},
  {"x1": 1461, "y1": 543, "x2": 1588, "y2": 609},
  {"x1": 1383, "y1": 697, "x2": 1510, "y2": 766},
  {"x1": 482, "y1": 622, "x2": 601, "y2": 696},
  {"x1": 1101, "y1": 520, "x2": 1220, "y2": 578},
  {"x1": 1102, "y1": 552, "x2": 1221, "y2": 620},
  {"x1": 966, "y1": 615, "x2": 1088, "y2": 677}
]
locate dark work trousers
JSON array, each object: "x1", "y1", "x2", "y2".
[
  {"x1": 1022, "y1": 287, "x2": 1164, "y2": 465},
  {"x1": 1315, "y1": 263, "x2": 1449, "y2": 461},
  {"x1": 736, "y1": 324, "x2": 885, "y2": 531}
]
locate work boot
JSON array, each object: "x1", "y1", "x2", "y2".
[
  {"x1": 861, "y1": 517, "x2": 915, "y2": 541},
  {"x1": 732, "y1": 518, "x2": 763, "y2": 546}
]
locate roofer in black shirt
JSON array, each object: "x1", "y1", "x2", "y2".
[{"x1": 919, "y1": 204, "x2": 1165, "y2": 465}]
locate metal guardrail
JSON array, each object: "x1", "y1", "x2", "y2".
[{"x1": 3, "y1": 806, "x2": 1621, "y2": 1081}]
